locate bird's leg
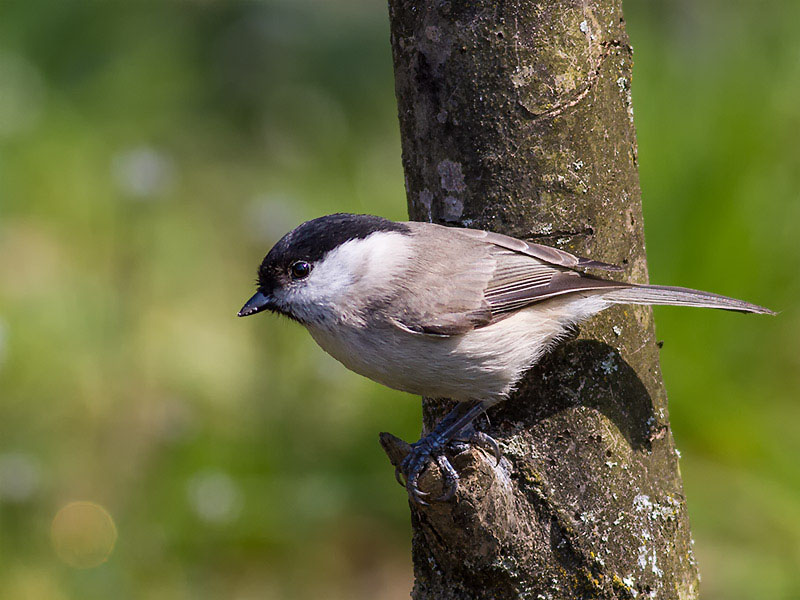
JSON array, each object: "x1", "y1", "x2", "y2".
[{"x1": 397, "y1": 399, "x2": 500, "y2": 505}]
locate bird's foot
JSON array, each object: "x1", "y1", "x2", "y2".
[{"x1": 395, "y1": 428, "x2": 502, "y2": 505}]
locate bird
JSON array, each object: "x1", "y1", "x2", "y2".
[{"x1": 238, "y1": 213, "x2": 773, "y2": 504}]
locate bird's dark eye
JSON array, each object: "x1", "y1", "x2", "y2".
[{"x1": 289, "y1": 260, "x2": 311, "y2": 280}]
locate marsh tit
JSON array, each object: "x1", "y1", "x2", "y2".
[{"x1": 239, "y1": 213, "x2": 772, "y2": 504}]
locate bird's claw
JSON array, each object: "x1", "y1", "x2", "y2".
[
  {"x1": 396, "y1": 430, "x2": 502, "y2": 505},
  {"x1": 434, "y1": 454, "x2": 459, "y2": 502},
  {"x1": 399, "y1": 438, "x2": 440, "y2": 505},
  {"x1": 463, "y1": 430, "x2": 502, "y2": 466}
]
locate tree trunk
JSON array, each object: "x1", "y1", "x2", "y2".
[{"x1": 381, "y1": 1, "x2": 701, "y2": 598}]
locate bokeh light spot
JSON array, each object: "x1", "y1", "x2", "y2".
[
  {"x1": 0, "y1": 452, "x2": 41, "y2": 502},
  {"x1": 111, "y1": 145, "x2": 175, "y2": 199},
  {"x1": 187, "y1": 470, "x2": 242, "y2": 524},
  {"x1": 50, "y1": 501, "x2": 117, "y2": 568}
]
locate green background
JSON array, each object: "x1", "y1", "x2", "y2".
[{"x1": 0, "y1": 1, "x2": 797, "y2": 598}]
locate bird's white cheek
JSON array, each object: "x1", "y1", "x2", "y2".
[
  {"x1": 276, "y1": 267, "x2": 354, "y2": 324},
  {"x1": 302, "y1": 269, "x2": 353, "y2": 305},
  {"x1": 282, "y1": 243, "x2": 366, "y2": 320},
  {"x1": 277, "y1": 231, "x2": 412, "y2": 324}
]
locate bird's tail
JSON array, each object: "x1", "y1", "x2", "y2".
[{"x1": 602, "y1": 284, "x2": 774, "y2": 315}]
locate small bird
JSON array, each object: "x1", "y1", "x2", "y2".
[{"x1": 239, "y1": 213, "x2": 773, "y2": 504}]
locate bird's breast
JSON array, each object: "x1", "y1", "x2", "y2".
[{"x1": 303, "y1": 311, "x2": 549, "y2": 402}]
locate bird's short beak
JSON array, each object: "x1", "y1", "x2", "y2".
[{"x1": 238, "y1": 291, "x2": 272, "y2": 317}]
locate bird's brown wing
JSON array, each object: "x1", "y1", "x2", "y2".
[
  {"x1": 482, "y1": 247, "x2": 626, "y2": 317},
  {"x1": 453, "y1": 227, "x2": 623, "y2": 272},
  {"x1": 389, "y1": 222, "x2": 626, "y2": 336},
  {"x1": 387, "y1": 225, "x2": 495, "y2": 336}
]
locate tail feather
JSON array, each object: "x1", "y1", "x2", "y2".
[{"x1": 602, "y1": 284, "x2": 774, "y2": 315}]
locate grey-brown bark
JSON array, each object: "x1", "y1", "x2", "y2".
[{"x1": 381, "y1": 1, "x2": 700, "y2": 598}]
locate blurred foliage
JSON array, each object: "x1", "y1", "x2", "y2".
[{"x1": 0, "y1": 1, "x2": 796, "y2": 599}]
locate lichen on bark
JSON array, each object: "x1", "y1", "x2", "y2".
[{"x1": 384, "y1": 0, "x2": 701, "y2": 598}]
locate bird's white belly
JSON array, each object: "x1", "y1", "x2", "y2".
[{"x1": 305, "y1": 295, "x2": 605, "y2": 402}]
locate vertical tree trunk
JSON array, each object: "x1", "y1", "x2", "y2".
[{"x1": 382, "y1": 1, "x2": 701, "y2": 598}]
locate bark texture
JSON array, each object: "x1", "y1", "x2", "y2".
[{"x1": 382, "y1": 1, "x2": 701, "y2": 598}]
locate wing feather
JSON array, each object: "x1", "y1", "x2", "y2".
[
  {"x1": 388, "y1": 225, "x2": 495, "y2": 336},
  {"x1": 483, "y1": 248, "x2": 626, "y2": 317},
  {"x1": 390, "y1": 222, "x2": 628, "y2": 336},
  {"x1": 454, "y1": 228, "x2": 623, "y2": 271}
]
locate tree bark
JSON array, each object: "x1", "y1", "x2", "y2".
[{"x1": 381, "y1": 1, "x2": 701, "y2": 598}]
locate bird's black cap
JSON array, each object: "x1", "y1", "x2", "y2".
[{"x1": 262, "y1": 213, "x2": 410, "y2": 269}]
